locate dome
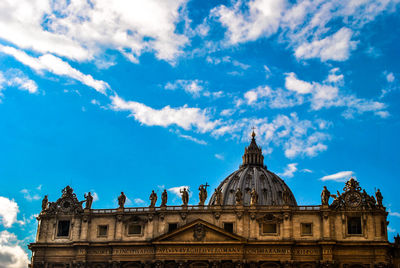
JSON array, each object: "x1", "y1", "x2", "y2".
[{"x1": 209, "y1": 131, "x2": 297, "y2": 206}]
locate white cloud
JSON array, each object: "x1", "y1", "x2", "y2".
[
  {"x1": 110, "y1": 95, "x2": 218, "y2": 133},
  {"x1": 213, "y1": 112, "x2": 330, "y2": 159},
  {"x1": 165, "y1": 80, "x2": 204, "y2": 97},
  {"x1": 285, "y1": 72, "x2": 312, "y2": 94},
  {"x1": 215, "y1": 154, "x2": 224, "y2": 160},
  {"x1": 178, "y1": 134, "x2": 207, "y2": 145},
  {"x1": 0, "y1": 69, "x2": 38, "y2": 95},
  {"x1": 0, "y1": 45, "x2": 109, "y2": 94},
  {"x1": 240, "y1": 85, "x2": 303, "y2": 108},
  {"x1": 0, "y1": 231, "x2": 29, "y2": 268},
  {"x1": 388, "y1": 226, "x2": 396, "y2": 233},
  {"x1": 278, "y1": 163, "x2": 298, "y2": 178},
  {"x1": 220, "y1": 109, "x2": 235, "y2": 117},
  {"x1": 0, "y1": 197, "x2": 22, "y2": 228},
  {"x1": 294, "y1": 27, "x2": 357, "y2": 61},
  {"x1": 386, "y1": 72, "x2": 395, "y2": 83},
  {"x1": 134, "y1": 198, "x2": 145, "y2": 205},
  {"x1": 283, "y1": 71, "x2": 389, "y2": 118},
  {"x1": 389, "y1": 211, "x2": 400, "y2": 218},
  {"x1": 320, "y1": 171, "x2": 354, "y2": 182},
  {"x1": 90, "y1": 191, "x2": 99, "y2": 202},
  {"x1": 0, "y1": 0, "x2": 189, "y2": 63},
  {"x1": 20, "y1": 189, "x2": 40, "y2": 202},
  {"x1": 211, "y1": 0, "x2": 285, "y2": 44}
]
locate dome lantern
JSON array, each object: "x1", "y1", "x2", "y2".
[{"x1": 241, "y1": 130, "x2": 265, "y2": 168}]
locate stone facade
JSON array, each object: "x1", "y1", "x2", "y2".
[{"x1": 29, "y1": 133, "x2": 400, "y2": 268}]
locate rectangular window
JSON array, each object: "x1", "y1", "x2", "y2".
[
  {"x1": 168, "y1": 223, "x2": 178, "y2": 232},
  {"x1": 301, "y1": 223, "x2": 312, "y2": 235},
  {"x1": 98, "y1": 225, "x2": 108, "y2": 237},
  {"x1": 128, "y1": 224, "x2": 142, "y2": 235},
  {"x1": 57, "y1": 220, "x2": 70, "y2": 237},
  {"x1": 262, "y1": 223, "x2": 277, "y2": 234},
  {"x1": 348, "y1": 217, "x2": 362, "y2": 234},
  {"x1": 223, "y1": 222, "x2": 234, "y2": 233}
]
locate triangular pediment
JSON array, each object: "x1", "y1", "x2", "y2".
[{"x1": 152, "y1": 219, "x2": 246, "y2": 244}]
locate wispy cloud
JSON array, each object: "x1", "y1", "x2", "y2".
[
  {"x1": 278, "y1": 163, "x2": 298, "y2": 178},
  {"x1": 320, "y1": 171, "x2": 354, "y2": 182},
  {"x1": 0, "y1": 45, "x2": 110, "y2": 94},
  {"x1": 134, "y1": 198, "x2": 145, "y2": 205},
  {"x1": 215, "y1": 154, "x2": 224, "y2": 160},
  {"x1": 165, "y1": 79, "x2": 205, "y2": 98},
  {"x1": 20, "y1": 189, "x2": 40, "y2": 202}
]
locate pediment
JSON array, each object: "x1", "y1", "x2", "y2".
[{"x1": 153, "y1": 219, "x2": 246, "y2": 244}]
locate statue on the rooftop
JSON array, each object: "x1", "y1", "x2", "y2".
[
  {"x1": 161, "y1": 189, "x2": 168, "y2": 207},
  {"x1": 376, "y1": 189, "x2": 383, "y2": 207},
  {"x1": 214, "y1": 188, "x2": 223, "y2": 206},
  {"x1": 180, "y1": 188, "x2": 189, "y2": 206},
  {"x1": 282, "y1": 189, "x2": 290, "y2": 205},
  {"x1": 149, "y1": 190, "x2": 157, "y2": 208},
  {"x1": 321, "y1": 186, "x2": 331, "y2": 205},
  {"x1": 118, "y1": 192, "x2": 126, "y2": 208},
  {"x1": 235, "y1": 188, "x2": 243, "y2": 205},
  {"x1": 41, "y1": 195, "x2": 48, "y2": 211},
  {"x1": 84, "y1": 192, "x2": 93, "y2": 209},
  {"x1": 198, "y1": 183, "x2": 209, "y2": 206},
  {"x1": 250, "y1": 188, "x2": 258, "y2": 206}
]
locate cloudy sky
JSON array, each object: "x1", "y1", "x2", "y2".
[{"x1": 0, "y1": 0, "x2": 400, "y2": 266}]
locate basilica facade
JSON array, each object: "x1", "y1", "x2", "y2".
[{"x1": 29, "y1": 132, "x2": 400, "y2": 268}]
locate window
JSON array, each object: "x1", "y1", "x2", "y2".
[
  {"x1": 348, "y1": 217, "x2": 362, "y2": 234},
  {"x1": 223, "y1": 222, "x2": 234, "y2": 233},
  {"x1": 301, "y1": 223, "x2": 312, "y2": 235},
  {"x1": 98, "y1": 225, "x2": 108, "y2": 237},
  {"x1": 57, "y1": 220, "x2": 70, "y2": 237},
  {"x1": 128, "y1": 224, "x2": 142, "y2": 235},
  {"x1": 168, "y1": 223, "x2": 178, "y2": 232},
  {"x1": 262, "y1": 223, "x2": 277, "y2": 234}
]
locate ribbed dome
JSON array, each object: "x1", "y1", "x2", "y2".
[{"x1": 209, "y1": 132, "x2": 297, "y2": 206}]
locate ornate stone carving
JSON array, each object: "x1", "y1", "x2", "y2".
[
  {"x1": 250, "y1": 188, "x2": 258, "y2": 206},
  {"x1": 84, "y1": 192, "x2": 93, "y2": 209},
  {"x1": 44, "y1": 186, "x2": 83, "y2": 215},
  {"x1": 41, "y1": 195, "x2": 48, "y2": 211},
  {"x1": 180, "y1": 188, "x2": 189, "y2": 206},
  {"x1": 198, "y1": 183, "x2": 209, "y2": 206},
  {"x1": 193, "y1": 223, "x2": 206, "y2": 241},
  {"x1": 235, "y1": 188, "x2": 243, "y2": 205},
  {"x1": 330, "y1": 178, "x2": 377, "y2": 210},
  {"x1": 161, "y1": 189, "x2": 168, "y2": 207},
  {"x1": 375, "y1": 189, "x2": 383, "y2": 207},
  {"x1": 149, "y1": 190, "x2": 157, "y2": 208},
  {"x1": 321, "y1": 186, "x2": 330, "y2": 205},
  {"x1": 118, "y1": 192, "x2": 126, "y2": 208}
]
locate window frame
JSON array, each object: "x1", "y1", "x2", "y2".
[
  {"x1": 97, "y1": 225, "x2": 109, "y2": 237},
  {"x1": 261, "y1": 222, "x2": 278, "y2": 235},
  {"x1": 126, "y1": 223, "x2": 143, "y2": 236},
  {"x1": 56, "y1": 220, "x2": 71, "y2": 238},
  {"x1": 346, "y1": 216, "x2": 363, "y2": 236},
  {"x1": 223, "y1": 222, "x2": 235, "y2": 233},
  {"x1": 300, "y1": 222, "x2": 313, "y2": 236}
]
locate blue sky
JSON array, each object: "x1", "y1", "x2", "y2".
[{"x1": 0, "y1": 0, "x2": 400, "y2": 266}]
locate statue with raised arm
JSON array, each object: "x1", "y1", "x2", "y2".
[
  {"x1": 376, "y1": 189, "x2": 383, "y2": 207},
  {"x1": 118, "y1": 192, "x2": 126, "y2": 208},
  {"x1": 84, "y1": 192, "x2": 93, "y2": 209},
  {"x1": 321, "y1": 186, "x2": 331, "y2": 205},
  {"x1": 161, "y1": 189, "x2": 168, "y2": 207},
  {"x1": 41, "y1": 195, "x2": 48, "y2": 211},
  {"x1": 214, "y1": 188, "x2": 223, "y2": 206},
  {"x1": 198, "y1": 183, "x2": 209, "y2": 206},
  {"x1": 235, "y1": 188, "x2": 243, "y2": 205},
  {"x1": 149, "y1": 190, "x2": 157, "y2": 208},
  {"x1": 180, "y1": 188, "x2": 189, "y2": 206},
  {"x1": 250, "y1": 188, "x2": 258, "y2": 206}
]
